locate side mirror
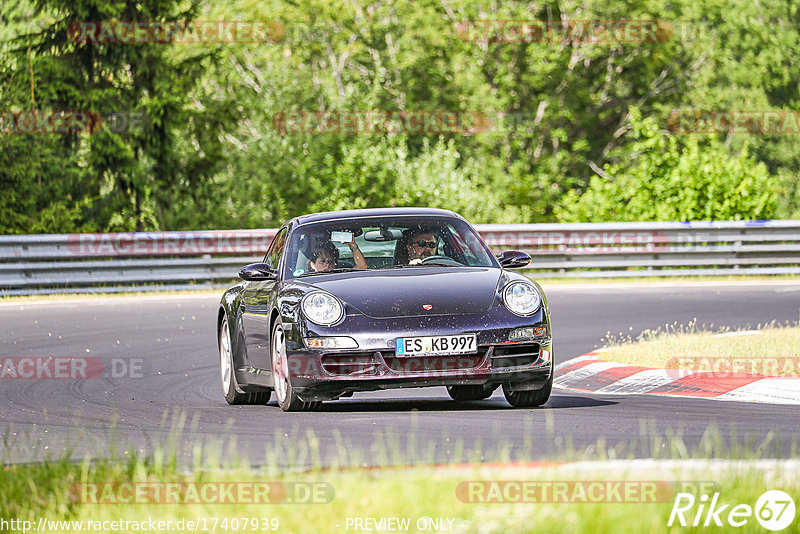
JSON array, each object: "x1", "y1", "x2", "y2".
[
  {"x1": 497, "y1": 250, "x2": 531, "y2": 269},
  {"x1": 239, "y1": 263, "x2": 278, "y2": 281}
]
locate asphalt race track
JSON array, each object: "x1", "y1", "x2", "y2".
[{"x1": 2, "y1": 282, "x2": 799, "y2": 467}]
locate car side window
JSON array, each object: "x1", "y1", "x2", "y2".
[{"x1": 264, "y1": 228, "x2": 288, "y2": 270}]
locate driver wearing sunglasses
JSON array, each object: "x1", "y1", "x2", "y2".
[{"x1": 405, "y1": 230, "x2": 440, "y2": 264}]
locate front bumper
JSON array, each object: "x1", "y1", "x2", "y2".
[{"x1": 283, "y1": 309, "x2": 553, "y2": 401}]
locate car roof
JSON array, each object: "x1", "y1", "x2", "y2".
[{"x1": 291, "y1": 207, "x2": 463, "y2": 226}]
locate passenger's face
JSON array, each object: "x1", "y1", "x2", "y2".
[
  {"x1": 407, "y1": 233, "x2": 438, "y2": 261},
  {"x1": 310, "y1": 253, "x2": 335, "y2": 272}
]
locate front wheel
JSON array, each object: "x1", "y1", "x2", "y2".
[
  {"x1": 219, "y1": 315, "x2": 270, "y2": 405},
  {"x1": 271, "y1": 319, "x2": 321, "y2": 412},
  {"x1": 502, "y1": 373, "x2": 552, "y2": 408}
]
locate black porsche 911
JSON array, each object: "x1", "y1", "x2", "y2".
[{"x1": 217, "y1": 207, "x2": 553, "y2": 411}]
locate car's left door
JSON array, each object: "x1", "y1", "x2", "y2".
[{"x1": 241, "y1": 226, "x2": 287, "y2": 372}]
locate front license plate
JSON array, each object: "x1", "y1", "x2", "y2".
[{"x1": 395, "y1": 334, "x2": 477, "y2": 356}]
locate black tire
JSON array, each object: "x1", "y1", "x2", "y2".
[
  {"x1": 446, "y1": 385, "x2": 493, "y2": 401},
  {"x1": 219, "y1": 315, "x2": 271, "y2": 405},
  {"x1": 502, "y1": 373, "x2": 553, "y2": 407},
  {"x1": 271, "y1": 318, "x2": 321, "y2": 412}
]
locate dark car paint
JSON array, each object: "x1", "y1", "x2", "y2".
[
  {"x1": 298, "y1": 267, "x2": 501, "y2": 318},
  {"x1": 292, "y1": 207, "x2": 464, "y2": 227},
  {"x1": 218, "y1": 208, "x2": 553, "y2": 400}
]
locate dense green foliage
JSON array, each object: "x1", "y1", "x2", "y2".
[
  {"x1": 556, "y1": 109, "x2": 775, "y2": 221},
  {"x1": 1, "y1": 0, "x2": 798, "y2": 232}
]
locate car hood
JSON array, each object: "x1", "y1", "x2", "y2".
[{"x1": 300, "y1": 267, "x2": 501, "y2": 318}]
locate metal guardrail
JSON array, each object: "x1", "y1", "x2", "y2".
[{"x1": 1, "y1": 221, "x2": 799, "y2": 295}]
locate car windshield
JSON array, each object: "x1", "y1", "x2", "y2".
[{"x1": 285, "y1": 215, "x2": 498, "y2": 278}]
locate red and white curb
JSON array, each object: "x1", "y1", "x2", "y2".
[{"x1": 555, "y1": 353, "x2": 800, "y2": 405}]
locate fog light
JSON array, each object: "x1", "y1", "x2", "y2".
[
  {"x1": 509, "y1": 326, "x2": 547, "y2": 340},
  {"x1": 305, "y1": 337, "x2": 358, "y2": 349}
]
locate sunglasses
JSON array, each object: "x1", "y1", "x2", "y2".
[
  {"x1": 313, "y1": 257, "x2": 335, "y2": 264},
  {"x1": 413, "y1": 241, "x2": 437, "y2": 249}
]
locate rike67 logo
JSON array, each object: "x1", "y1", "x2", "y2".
[{"x1": 669, "y1": 490, "x2": 796, "y2": 531}]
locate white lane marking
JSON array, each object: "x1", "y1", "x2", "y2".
[
  {"x1": 716, "y1": 378, "x2": 800, "y2": 405},
  {"x1": 554, "y1": 361, "x2": 628, "y2": 388},
  {"x1": 593, "y1": 369, "x2": 682, "y2": 394},
  {"x1": 713, "y1": 330, "x2": 762, "y2": 338},
  {"x1": 559, "y1": 458, "x2": 800, "y2": 476},
  {"x1": 554, "y1": 355, "x2": 600, "y2": 371}
]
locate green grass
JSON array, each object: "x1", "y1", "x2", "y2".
[
  {"x1": 5, "y1": 459, "x2": 799, "y2": 533},
  {"x1": 4, "y1": 422, "x2": 800, "y2": 533},
  {"x1": 598, "y1": 322, "x2": 800, "y2": 375}
]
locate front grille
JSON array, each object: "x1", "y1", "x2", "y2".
[
  {"x1": 321, "y1": 347, "x2": 491, "y2": 376},
  {"x1": 382, "y1": 354, "x2": 484, "y2": 374},
  {"x1": 321, "y1": 353, "x2": 380, "y2": 376},
  {"x1": 491, "y1": 343, "x2": 540, "y2": 368}
]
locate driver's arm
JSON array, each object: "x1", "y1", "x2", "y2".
[{"x1": 348, "y1": 241, "x2": 368, "y2": 269}]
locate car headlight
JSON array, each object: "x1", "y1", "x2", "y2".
[
  {"x1": 301, "y1": 291, "x2": 344, "y2": 326},
  {"x1": 502, "y1": 282, "x2": 541, "y2": 316}
]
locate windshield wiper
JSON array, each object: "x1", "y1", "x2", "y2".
[
  {"x1": 299, "y1": 267, "x2": 362, "y2": 276},
  {"x1": 421, "y1": 259, "x2": 464, "y2": 266},
  {"x1": 388, "y1": 261, "x2": 461, "y2": 268}
]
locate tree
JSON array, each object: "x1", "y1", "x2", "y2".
[
  {"x1": 0, "y1": 0, "x2": 234, "y2": 232},
  {"x1": 556, "y1": 108, "x2": 776, "y2": 221}
]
